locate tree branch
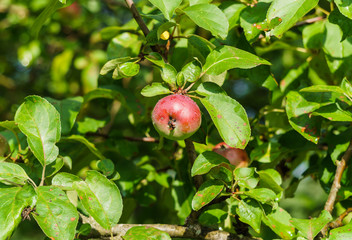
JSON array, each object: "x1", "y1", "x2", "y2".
[
  {"x1": 322, "y1": 140, "x2": 352, "y2": 235},
  {"x1": 328, "y1": 208, "x2": 352, "y2": 229},
  {"x1": 324, "y1": 140, "x2": 352, "y2": 213},
  {"x1": 124, "y1": 0, "x2": 163, "y2": 55},
  {"x1": 124, "y1": 136, "x2": 159, "y2": 143},
  {"x1": 80, "y1": 214, "x2": 253, "y2": 240},
  {"x1": 185, "y1": 139, "x2": 203, "y2": 189},
  {"x1": 295, "y1": 16, "x2": 324, "y2": 27}
]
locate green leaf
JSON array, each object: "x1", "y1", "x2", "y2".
[
  {"x1": 52, "y1": 172, "x2": 82, "y2": 190},
  {"x1": 46, "y1": 97, "x2": 83, "y2": 135},
  {"x1": 220, "y1": 1, "x2": 246, "y2": 30},
  {"x1": 341, "y1": 78, "x2": 352, "y2": 98},
  {"x1": 196, "y1": 82, "x2": 227, "y2": 97},
  {"x1": 83, "y1": 88, "x2": 125, "y2": 105},
  {"x1": 113, "y1": 62, "x2": 140, "y2": 79},
  {"x1": 0, "y1": 184, "x2": 36, "y2": 240},
  {"x1": 263, "y1": 207, "x2": 295, "y2": 239},
  {"x1": 234, "y1": 167, "x2": 259, "y2": 189},
  {"x1": 0, "y1": 162, "x2": 29, "y2": 185},
  {"x1": 329, "y1": 9, "x2": 352, "y2": 41},
  {"x1": 77, "y1": 117, "x2": 106, "y2": 134},
  {"x1": 286, "y1": 91, "x2": 321, "y2": 144},
  {"x1": 334, "y1": 0, "x2": 352, "y2": 19},
  {"x1": 240, "y1": 1, "x2": 272, "y2": 43},
  {"x1": 243, "y1": 188, "x2": 277, "y2": 204},
  {"x1": 236, "y1": 199, "x2": 262, "y2": 233},
  {"x1": 160, "y1": 64, "x2": 177, "y2": 85},
  {"x1": 184, "y1": 4, "x2": 229, "y2": 39},
  {"x1": 145, "y1": 52, "x2": 165, "y2": 67},
  {"x1": 148, "y1": 0, "x2": 182, "y2": 20},
  {"x1": 302, "y1": 20, "x2": 326, "y2": 49},
  {"x1": 200, "y1": 94, "x2": 250, "y2": 149},
  {"x1": 31, "y1": 0, "x2": 72, "y2": 37},
  {"x1": 267, "y1": 0, "x2": 319, "y2": 38},
  {"x1": 97, "y1": 159, "x2": 115, "y2": 176},
  {"x1": 100, "y1": 57, "x2": 138, "y2": 75},
  {"x1": 73, "y1": 170, "x2": 123, "y2": 229},
  {"x1": 257, "y1": 169, "x2": 283, "y2": 194},
  {"x1": 187, "y1": 35, "x2": 214, "y2": 64},
  {"x1": 329, "y1": 221, "x2": 352, "y2": 240},
  {"x1": 180, "y1": 60, "x2": 202, "y2": 83},
  {"x1": 250, "y1": 142, "x2": 281, "y2": 163},
  {"x1": 191, "y1": 151, "x2": 231, "y2": 176},
  {"x1": 141, "y1": 83, "x2": 171, "y2": 97},
  {"x1": 199, "y1": 208, "x2": 228, "y2": 226},
  {"x1": 107, "y1": 33, "x2": 142, "y2": 59},
  {"x1": 209, "y1": 166, "x2": 233, "y2": 183},
  {"x1": 323, "y1": 21, "x2": 352, "y2": 73},
  {"x1": 61, "y1": 135, "x2": 106, "y2": 160},
  {"x1": 34, "y1": 186, "x2": 78, "y2": 240},
  {"x1": 0, "y1": 120, "x2": 20, "y2": 133},
  {"x1": 290, "y1": 210, "x2": 332, "y2": 240},
  {"x1": 15, "y1": 95, "x2": 61, "y2": 166},
  {"x1": 192, "y1": 179, "x2": 224, "y2": 211},
  {"x1": 157, "y1": 22, "x2": 176, "y2": 39},
  {"x1": 203, "y1": 46, "x2": 271, "y2": 75},
  {"x1": 123, "y1": 226, "x2": 171, "y2": 240}
]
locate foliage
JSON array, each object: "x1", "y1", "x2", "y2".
[{"x1": 1, "y1": 0, "x2": 352, "y2": 239}]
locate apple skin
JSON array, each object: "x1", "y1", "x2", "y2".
[
  {"x1": 152, "y1": 94, "x2": 201, "y2": 140},
  {"x1": 213, "y1": 142, "x2": 249, "y2": 168}
]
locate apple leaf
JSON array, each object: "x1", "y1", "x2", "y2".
[
  {"x1": 34, "y1": 186, "x2": 78, "y2": 240},
  {"x1": 236, "y1": 199, "x2": 262, "y2": 233},
  {"x1": 141, "y1": 82, "x2": 172, "y2": 97},
  {"x1": 290, "y1": 210, "x2": 332, "y2": 240},
  {"x1": 200, "y1": 94, "x2": 250, "y2": 149},
  {"x1": 192, "y1": 179, "x2": 224, "y2": 211},
  {"x1": 0, "y1": 162, "x2": 30, "y2": 186},
  {"x1": 61, "y1": 135, "x2": 106, "y2": 160},
  {"x1": 15, "y1": 95, "x2": 61, "y2": 166},
  {"x1": 46, "y1": 96, "x2": 83, "y2": 135},
  {"x1": 263, "y1": 207, "x2": 296, "y2": 239},
  {"x1": 148, "y1": 0, "x2": 182, "y2": 20},
  {"x1": 0, "y1": 184, "x2": 36, "y2": 240},
  {"x1": 52, "y1": 172, "x2": 82, "y2": 190},
  {"x1": 196, "y1": 82, "x2": 227, "y2": 97},
  {"x1": 203, "y1": 46, "x2": 271, "y2": 75},
  {"x1": 234, "y1": 167, "x2": 259, "y2": 189},
  {"x1": 334, "y1": 0, "x2": 352, "y2": 19},
  {"x1": 123, "y1": 226, "x2": 171, "y2": 240},
  {"x1": 73, "y1": 170, "x2": 123, "y2": 229},
  {"x1": 267, "y1": 0, "x2": 319, "y2": 38},
  {"x1": 184, "y1": 4, "x2": 229, "y2": 39},
  {"x1": 329, "y1": 221, "x2": 352, "y2": 240},
  {"x1": 191, "y1": 151, "x2": 230, "y2": 176}
]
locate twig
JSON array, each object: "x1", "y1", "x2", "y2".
[
  {"x1": 321, "y1": 140, "x2": 352, "y2": 235},
  {"x1": 124, "y1": 0, "x2": 150, "y2": 36},
  {"x1": 185, "y1": 139, "x2": 203, "y2": 189},
  {"x1": 295, "y1": 16, "x2": 324, "y2": 27},
  {"x1": 124, "y1": 0, "x2": 163, "y2": 55},
  {"x1": 328, "y1": 208, "x2": 352, "y2": 229},
  {"x1": 80, "y1": 214, "x2": 252, "y2": 240},
  {"x1": 39, "y1": 164, "x2": 46, "y2": 186},
  {"x1": 124, "y1": 136, "x2": 159, "y2": 143},
  {"x1": 184, "y1": 139, "x2": 203, "y2": 226}
]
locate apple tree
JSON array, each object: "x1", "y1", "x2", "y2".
[{"x1": 1, "y1": 0, "x2": 352, "y2": 239}]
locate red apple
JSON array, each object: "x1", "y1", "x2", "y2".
[
  {"x1": 152, "y1": 94, "x2": 201, "y2": 140},
  {"x1": 213, "y1": 142, "x2": 249, "y2": 168}
]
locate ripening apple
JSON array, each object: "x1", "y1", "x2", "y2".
[
  {"x1": 213, "y1": 142, "x2": 249, "y2": 168},
  {"x1": 152, "y1": 94, "x2": 201, "y2": 140}
]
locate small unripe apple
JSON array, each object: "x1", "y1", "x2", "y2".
[
  {"x1": 213, "y1": 142, "x2": 249, "y2": 168},
  {"x1": 0, "y1": 134, "x2": 9, "y2": 157},
  {"x1": 152, "y1": 94, "x2": 201, "y2": 140}
]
